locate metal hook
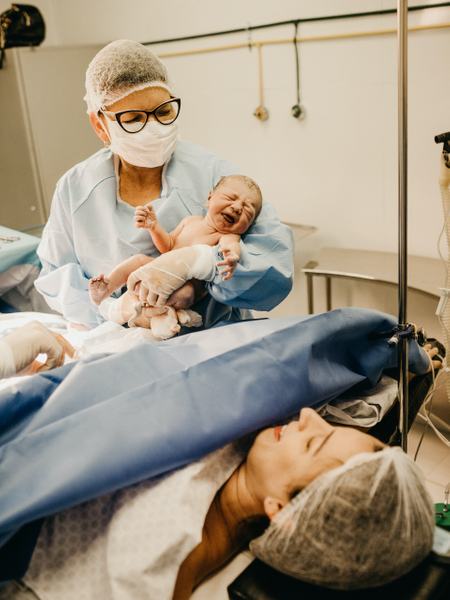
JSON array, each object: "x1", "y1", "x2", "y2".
[
  {"x1": 291, "y1": 21, "x2": 302, "y2": 119},
  {"x1": 253, "y1": 44, "x2": 269, "y2": 121}
]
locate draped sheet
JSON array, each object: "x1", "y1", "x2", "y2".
[{"x1": 0, "y1": 308, "x2": 429, "y2": 579}]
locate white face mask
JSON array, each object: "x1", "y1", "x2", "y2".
[{"x1": 102, "y1": 118, "x2": 178, "y2": 168}]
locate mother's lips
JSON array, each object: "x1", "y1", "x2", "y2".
[{"x1": 273, "y1": 425, "x2": 287, "y2": 441}]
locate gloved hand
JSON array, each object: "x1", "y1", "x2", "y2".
[
  {"x1": 0, "y1": 321, "x2": 75, "y2": 377},
  {"x1": 127, "y1": 245, "x2": 216, "y2": 307}
]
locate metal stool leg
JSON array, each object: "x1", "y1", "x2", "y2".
[
  {"x1": 306, "y1": 273, "x2": 314, "y2": 314},
  {"x1": 326, "y1": 276, "x2": 332, "y2": 311}
]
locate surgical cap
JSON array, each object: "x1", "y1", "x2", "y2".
[
  {"x1": 250, "y1": 447, "x2": 434, "y2": 590},
  {"x1": 84, "y1": 39, "x2": 171, "y2": 114}
]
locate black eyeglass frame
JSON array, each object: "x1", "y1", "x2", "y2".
[{"x1": 101, "y1": 97, "x2": 181, "y2": 133}]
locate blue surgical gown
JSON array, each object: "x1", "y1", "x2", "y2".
[{"x1": 35, "y1": 141, "x2": 294, "y2": 328}]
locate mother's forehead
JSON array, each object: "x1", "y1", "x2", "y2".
[{"x1": 325, "y1": 426, "x2": 381, "y2": 451}]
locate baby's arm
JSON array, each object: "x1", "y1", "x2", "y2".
[
  {"x1": 135, "y1": 205, "x2": 184, "y2": 253},
  {"x1": 217, "y1": 234, "x2": 241, "y2": 280}
]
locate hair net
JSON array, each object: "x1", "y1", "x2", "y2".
[
  {"x1": 84, "y1": 40, "x2": 171, "y2": 114},
  {"x1": 250, "y1": 447, "x2": 434, "y2": 590}
]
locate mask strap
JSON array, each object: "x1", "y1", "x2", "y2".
[{"x1": 97, "y1": 110, "x2": 111, "y2": 146}]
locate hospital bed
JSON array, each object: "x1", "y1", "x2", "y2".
[
  {"x1": 227, "y1": 551, "x2": 450, "y2": 600},
  {"x1": 0, "y1": 311, "x2": 447, "y2": 599}
]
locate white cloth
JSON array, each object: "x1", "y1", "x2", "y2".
[
  {"x1": 318, "y1": 375, "x2": 398, "y2": 428},
  {"x1": 23, "y1": 443, "x2": 246, "y2": 600},
  {"x1": 0, "y1": 265, "x2": 51, "y2": 314},
  {"x1": 0, "y1": 339, "x2": 16, "y2": 378}
]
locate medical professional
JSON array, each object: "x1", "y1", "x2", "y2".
[
  {"x1": 35, "y1": 40, "x2": 294, "y2": 329},
  {"x1": 0, "y1": 322, "x2": 73, "y2": 378}
]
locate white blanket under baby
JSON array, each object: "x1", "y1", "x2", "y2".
[{"x1": 23, "y1": 442, "x2": 245, "y2": 600}]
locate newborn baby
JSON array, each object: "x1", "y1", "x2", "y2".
[{"x1": 89, "y1": 175, "x2": 262, "y2": 339}]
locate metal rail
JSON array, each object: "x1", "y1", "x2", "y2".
[{"x1": 142, "y1": 2, "x2": 450, "y2": 46}]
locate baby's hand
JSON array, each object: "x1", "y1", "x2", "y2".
[
  {"x1": 217, "y1": 249, "x2": 240, "y2": 281},
  {"x1": 135, "y1": 205, "x2": 157, "y2": 230}
]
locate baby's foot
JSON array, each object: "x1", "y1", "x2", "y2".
[
  {"x1": 177, "y1": 309, "x2": 203, "y2": 328},
  {"x1": 150, "y1": 307, "x2": 181, "y2": 340},
  {"x1": 89, "y1": 274, "x2": 111, "y2": 305}
]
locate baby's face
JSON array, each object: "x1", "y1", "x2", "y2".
[{"x1": 207, "y1": 180, "x2": 261, "y2": 234}]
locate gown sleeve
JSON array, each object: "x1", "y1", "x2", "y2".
[
  {"x1": 207, "y1": 201, "x2": 294, "y2": 312},
  {"x1": 34, "y1": 184, "x2": 101, "y2": 328}
]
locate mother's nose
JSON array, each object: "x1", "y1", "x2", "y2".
[{"x1": 298, "y1": 407, "x2": 326, "y2": 430}]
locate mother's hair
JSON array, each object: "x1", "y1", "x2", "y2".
[{"x1": 250, "y1": 447, "x2": 435, "y2": 590}]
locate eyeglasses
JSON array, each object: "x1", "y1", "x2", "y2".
[{"x1": 101, "y1": 97, "x2": 181, "y2": 133}]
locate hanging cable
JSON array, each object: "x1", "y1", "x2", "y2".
[
  {"x1": 291, "y1": 22, "x2": 302, "y2": 119},
  {"x1": 253, "y1": 44, "x2": 269, "y2": 121}
]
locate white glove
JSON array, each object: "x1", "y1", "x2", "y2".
[
  {"x1": 0, "y1": 321, "x2": 74, "y2": 378},
  {"x1": 127, "y1": 244, "x2": 216, "y2": 307}
]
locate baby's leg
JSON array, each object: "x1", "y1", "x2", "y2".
[
  {"x1": 150, "y1": 307, "x2": 181, "y2": 340},
  {"x1": 89, "y1": 254, "x2": 152, "y2": 305},
  {"x1": 98, "y1": 290, "x2": 140, "y2": 324},
  {"x1": 128, "y1": 303, "x2": 167, "y2": 328}
]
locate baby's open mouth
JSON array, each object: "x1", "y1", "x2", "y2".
[{"x1": 222, "y1": 212, "x2": 235, "y2": 224}]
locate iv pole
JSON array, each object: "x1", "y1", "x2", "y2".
[{"x1": 398, "y1": 0, "x2": 409, "y2": 452}]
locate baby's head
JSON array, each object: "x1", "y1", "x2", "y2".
[{"x1": 207, "y1": 175, "x2": 263, "y2": 235}]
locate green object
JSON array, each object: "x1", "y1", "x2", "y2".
[{"x1": 435, "y1": 503, "x2": 450, "y2": 529}]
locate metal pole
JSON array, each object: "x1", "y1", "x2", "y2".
[{"x1": 398, "y1": 0, "x2": 409, "y2": 451}]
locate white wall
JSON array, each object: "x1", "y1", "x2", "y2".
[
  {"x1": 2, "y1": 1, "x2": 449, "y2": 418},
  {"x1": 37, "y1": 0, "x2": 450, "y2": 258}
]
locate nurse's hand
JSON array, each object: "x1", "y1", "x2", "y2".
[
  {"x1": 126, "y1": 245, "x2": 216, "y2": 307},
  {"x1": 2, "y1": 321, "x2": 75, "y2": 375}
]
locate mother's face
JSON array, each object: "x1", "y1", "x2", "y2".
[{"x1": 245, "y1": 408, "x2": 385, "y2": 513}]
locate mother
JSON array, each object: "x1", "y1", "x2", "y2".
[
  {"x1": 2, "y1": 409, "x2": 435, "y2": 600},
  {"x1": 34, "y1": 40, "x2": 293, "y2": 329}
]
